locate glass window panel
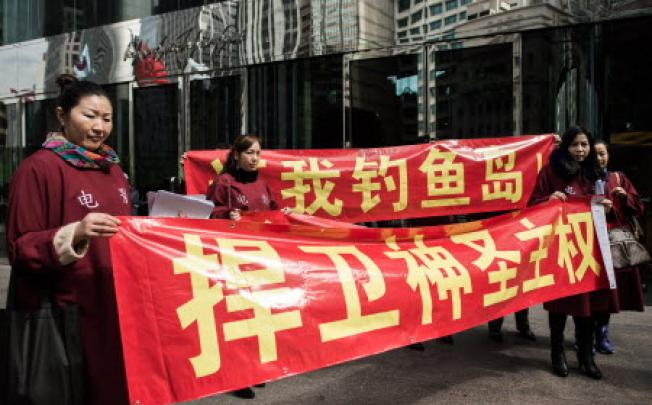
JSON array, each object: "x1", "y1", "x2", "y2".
[
  {"x1": 602, "y1": 18, "x2": 652, "y2": 142},
  {"x1": 433, "y1": 44, "x2": 512, "y2": 139},
  {"x1": 349, "y1": 54, "x2": 420, "y2": 147},
  {"x1": 2, "y1": 0, "x2": 212, "y2": 45},
  {"x1": 133, "y1": 83, "x2": 179, "y2": 213},
  {"x1": 190, "y1": 75, "x2": 242, "y2": 150},
  {"x1": 411, "y1": 10, "x2": 423, "y2": 23},
  {"x1": 430, "y1": 4, "x2": 443, "y2": 15},
  {"x1": 445, "y1": 0, "x2": 459, "y2": 11},
  {"x1": 0, "y1": 103, "x2": 19, "y2": 225},
  {"x1": 247, "y1": 56, "x2": 343, "y2": 149},
  {"x1": 24, "y1": 98, "x2": 59, "y2": 157},
  {"x1": 103, "y1": 83, "x2": 131, "y2": 176},
  {"x1": 600, "y1": 17, "x2": 652, "y2": 202},
  {"x1": 522, "y1": 30, "x2": 562, "y2": 134},
  {"x1": 521, "y1": 26, "x2": 596, "y2": 136},
  {"x1": 445, "y1": 15, "x2": 457, "y2": 25},
  {"x1": 398, "y1": 0, "x2": 411, "y2": 13}
]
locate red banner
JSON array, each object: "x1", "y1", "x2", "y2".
[
  {"x1": 183, "y1": 135, "x2": 554, "y2": 222},
  {"x1": 110, "y1": 199, "x2": 606, "y2": 404}
]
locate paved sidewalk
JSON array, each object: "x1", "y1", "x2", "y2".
[
  {"x1": 2, "y1": 262, "x2": 651, "y2": 404},
  {"x1": 186, "y1": 303, "x2": 652, "y2": 405}
]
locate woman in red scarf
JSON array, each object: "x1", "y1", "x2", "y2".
[{"x1": 6, "y1": 75, "x2": 131, "y2": 404}]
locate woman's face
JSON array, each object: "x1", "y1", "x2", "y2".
[
  {"x1": 567, "y1": 133, "x2": 590, "y2": 162},
  {"x1": 56, "y1": 94, "x2": 113, "y2": 150},
  {"x1": 236, "y1": 141, "x2": 261, "y2": 172},
  {"x1": 595, "y1": 143, "x2": 609, "y2": 169}
]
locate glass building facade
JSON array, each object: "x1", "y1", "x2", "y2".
[
  {"x1": 1, "y1": 0, "x2": 652, "y2": 256},
  {"x1": 1, "y1": 0, "x2": 218, "y2": 45}
]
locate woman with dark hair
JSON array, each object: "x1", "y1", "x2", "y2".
[
  {"x1": 205, "y1": 134, "x2": 276, "y2": 399},
  {"x1": 6, "y1": 74, "x2": 131, "y2": 403},
  {"x1": 589, "y1": 140, "x2": 646, "y2": 354},
  {"x1": 206, "y1": 134, "x2": 278, "y2": 221},
  {"x1": 530, "y1": 126, "x2": 613, "y2": 380}
]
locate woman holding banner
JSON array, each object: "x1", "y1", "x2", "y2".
[
  {"x1": 530, "y1": 126, "x2": 614, "y2": 380},
  {"x1": 6, "y1": 75, "x2": 130, "y2": 404},
  {"x1": 206, "y1": 134, "x2": 275, "y2": 399},
  {"x1": 589, "y1": 140, "x2": 646, "y2": 354},
  {"x1": 206, "y1": 134, "x2": 278, "y2": 222}
]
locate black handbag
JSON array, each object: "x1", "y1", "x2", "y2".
[{"x1": 0, "y1": 274, "x2": 85, "y2": 405}]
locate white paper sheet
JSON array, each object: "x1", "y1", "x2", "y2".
[{"x1": 148, "y1": 190, "x2": 214, "y2": 219}]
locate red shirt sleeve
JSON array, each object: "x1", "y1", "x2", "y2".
[
  {"x1": 206, "y1": 175, "x2": 230, "y2": 219},
  {"x1": 6, "y1": 158, "x2": 64, "y2": 273},
  {"x1": 266, "y1": 182, "x2": 279, "y2": 211},
  {"x1": 528, "y1": 165, "x2": 555, "y2": 206}
]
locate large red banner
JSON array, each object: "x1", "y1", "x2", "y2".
[
  {"x1": 183, "y1": 135, "x2": 554, "y2": 222},
  {"x1": 110, "y1": 199, "x2": 606, "y2": 404}
]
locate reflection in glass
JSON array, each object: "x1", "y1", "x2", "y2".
[
  {"x1": 1, "y1": 102, "x2": 19, "y2": 194},
  {"x1": 25, "y1": 98, "x2": 59, "y2": 156},
  {"x1": 349, "y1": 54, "x2": 419, "y2": 147},
  {"x1": 134, "y1": 84, "x2": 179, "y2": 213},
  {"x1": 103, "y1": 83, "x2": 130, "y2": 176},
  {"x1": 0, "y1": 102, "x2": 15, "y2": 257},
  {"x1": 248, "y1": 56, "x2": 343, "y2": 149},
  {"x1": 602, "y1": 18, "x2": 652, "y2": 143},
  {"x1": 433, "y1": 44, "x2": 512, "y2": 139},
  {"x1": 601, "y1": 17, "x2": 652, "y2": 202},
  {"x1": 1, "y1": 0, "x2": 212, "y2": 45},
  {"x1": 190, "y1": 75, "x2": 241, "y2": 150},
  {"x1": 522, "y1": 26, "x2": 595, "y2": 135},
  {"x1": 522, "y1": 30, "x2": 564, "y2": 135}
]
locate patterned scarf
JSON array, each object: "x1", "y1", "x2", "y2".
[{"x1": 42, "y1": 132, "x2": 120, "y2": 170}]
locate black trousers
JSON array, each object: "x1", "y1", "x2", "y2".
[
  {"x1": 488, "y1": 309, "x2": 530, "y2": 333},
  {"x1": 549, "y1": 312, "x2": 595, "y2": 352}
]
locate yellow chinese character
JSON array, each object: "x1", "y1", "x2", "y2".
[
  {"x1": 281, "y1": 158, "x2": 343, "y2": 216},
  {"x1": 481, "y1": 151, "x2": 523, "y2": 203},
  {"x1": 218, "y1": 239, "x2": 303, "y2": 364},
  {"x1": 515, "y1": 219, "x2": 555, "y2": 292},
  {"x1": 173, "y1": 234, "x2": 224, "y2": 377},
  {"x1": 451, "y1": 230, "x2": 521, "y2": 307},
  {"x1": 223, "y1": 288, "x2": 302, "y2": 363},
  {"x1": 217, "y1": 238, "x2": 286, "y2": 289},
  {"x1": 385, "y1": 235, "x2": 472, "y2": 322},
  {"x1": 555, "y1": 212, "x2": 601, "y2": 283},
  {"x1": 352, "y1": 155, "x2": 408, "y2": 213},
  {"x1": 299, "y1": 245, "x2": 400, "y2": 342},
  {"x1": 451, "y1": 229, "x2": 521, "y2": 270},
  {"x1": 419, "y1": 148, "x2": 470, "y2": 208},
  {"x1": 484, "y1": 261, "x2": 519, "y2": 306},
  {"x1": 174, "y1": 236, "x2": 303, "y2": 377}
]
